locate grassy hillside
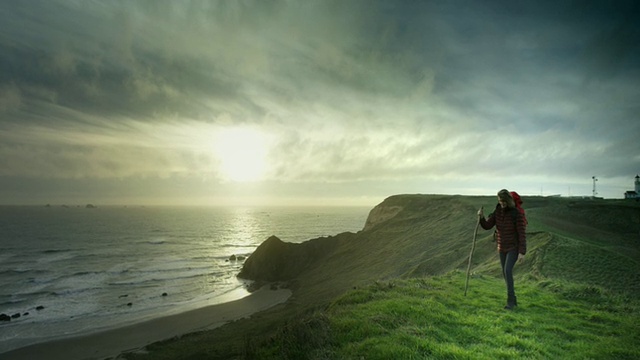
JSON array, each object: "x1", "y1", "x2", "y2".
[
  {"x1": 246, "y1": 272, "x2": 639, "y2": 359},
  {"x1": 123, "y1": 195, "x2": 640, "y2": 359}
]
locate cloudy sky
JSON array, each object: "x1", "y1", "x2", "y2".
[{"x1": 1, "y1": 0, "x2": 638, "y2": 206}]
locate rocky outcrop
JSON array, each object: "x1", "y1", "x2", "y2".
[
  {"x1": 238, "y1": 235, "x2": 342, "y2": 283},
  {"x1": 228, "y1": 254, "x2": 246, "y2": 261},
  {"x1": 2, "y1": 307, "x2": 43, "y2": 323}
]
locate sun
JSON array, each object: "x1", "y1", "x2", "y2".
[{"x1": 214, "y1": 127, "x2": 269, "y2": 182}]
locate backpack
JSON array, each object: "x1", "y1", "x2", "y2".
[{"x1": 510, "y1": 191, "x2": 528, "y2": 226}]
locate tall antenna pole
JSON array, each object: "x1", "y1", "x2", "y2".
[{"x1": 592, "y1": 176, "x2": 598, "y2": 198}]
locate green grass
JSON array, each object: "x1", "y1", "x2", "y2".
[
  {"x1": 247, "y1": 271, "x2": 640, "y2": 360},
  {"x1": 538, "y1": 234, "x2": 640, "y2": 295}
]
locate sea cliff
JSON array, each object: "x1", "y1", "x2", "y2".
[{"x1": 239, "y1": 194, "x2": 496, "y2": 304}]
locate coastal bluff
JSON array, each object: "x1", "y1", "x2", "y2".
[
  {"x1": 238, "y1": 235, "x2": 343, "y2": 283},
  {"x1": 238, "y1": 194, "x2": 491, "y2": 301},
  {"x1": 238, "y1": 194, "x2": 640, "y2": 302},
  {"x1": 238, "y1": 195, "x2": 415, "y2": 284}
]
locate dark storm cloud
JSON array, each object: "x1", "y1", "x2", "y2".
[
  {"x1": 0, "y1": 0, "x2": 639, "y2": 203},
  {"x1": 0, "y1": 1, "x2": 273, "y2": 123},
  {"x1": 2, "y1": 0, "x2": 635, "y2": 128}
]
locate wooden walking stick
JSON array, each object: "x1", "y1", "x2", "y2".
[{"x1": 464, "y1": 206, "x2": 483, "y2": 296}]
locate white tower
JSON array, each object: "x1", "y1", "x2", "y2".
[{"x1": 635, "y1": 174, "x2": 640, "y2": 193}]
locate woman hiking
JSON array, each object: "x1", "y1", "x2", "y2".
[{"x1": 477, "y1": 189, "x2": 527, "y2": 310}]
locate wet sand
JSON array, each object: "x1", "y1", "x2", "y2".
[{"x1": 1, "y1": 287, "x2": 291, "y2": 360}]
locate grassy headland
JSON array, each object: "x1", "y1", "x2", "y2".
[
  {"x1": 123, "y1": 195, "x2": 640, "y2": 359},
  {"x1": 247, "y1": 272, "x2": 639, "y2": 359}
]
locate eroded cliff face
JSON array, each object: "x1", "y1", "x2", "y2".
[
  {"x1": 237, "y1": 194, "x2": 485, "y2": 300},
  {"x1": 363, "y1": 204, "x2": 403, "y2": 231},
  {"x1": 239, "y1": 198, "x2": 410, "y2": 284},
  {"x1": 238, "y1": 234, "x2": 344, "y2": 283}
]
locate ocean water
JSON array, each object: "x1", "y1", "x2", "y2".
[{"x1": 0, "y1": 205, "x2": 369, "y2": 353}]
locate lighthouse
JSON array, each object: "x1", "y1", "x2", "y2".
[{"x1": 624, "y1": 175, "x2": 640, "y2": 200}]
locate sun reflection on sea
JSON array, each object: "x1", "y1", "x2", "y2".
[{"x1": 224, "y1": 207, "x2": 263, "y2": 257}]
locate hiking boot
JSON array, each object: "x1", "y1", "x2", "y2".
[{"x1": 504, "y1": 295, "x2": 517, "y2": 310}]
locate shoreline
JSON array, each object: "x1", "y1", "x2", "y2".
[{"x1": 1, "y1": 286, "x2": 292, "y2": 360}]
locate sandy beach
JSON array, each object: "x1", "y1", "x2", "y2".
[{"x1": 1, "y1": 287, "x2": 291, "y2": 360}]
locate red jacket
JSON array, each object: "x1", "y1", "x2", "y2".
[{"x1": 480, "y1": 205, "x2": 527, "y2": 254}]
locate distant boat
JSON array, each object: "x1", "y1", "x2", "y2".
[{"x1": 86, "y1": 204, "x2": 97, "y2": 209}]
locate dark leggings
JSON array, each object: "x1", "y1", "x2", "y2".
[{"x1": 500, "y1": 250, "x2": 519, "y2": 298}]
